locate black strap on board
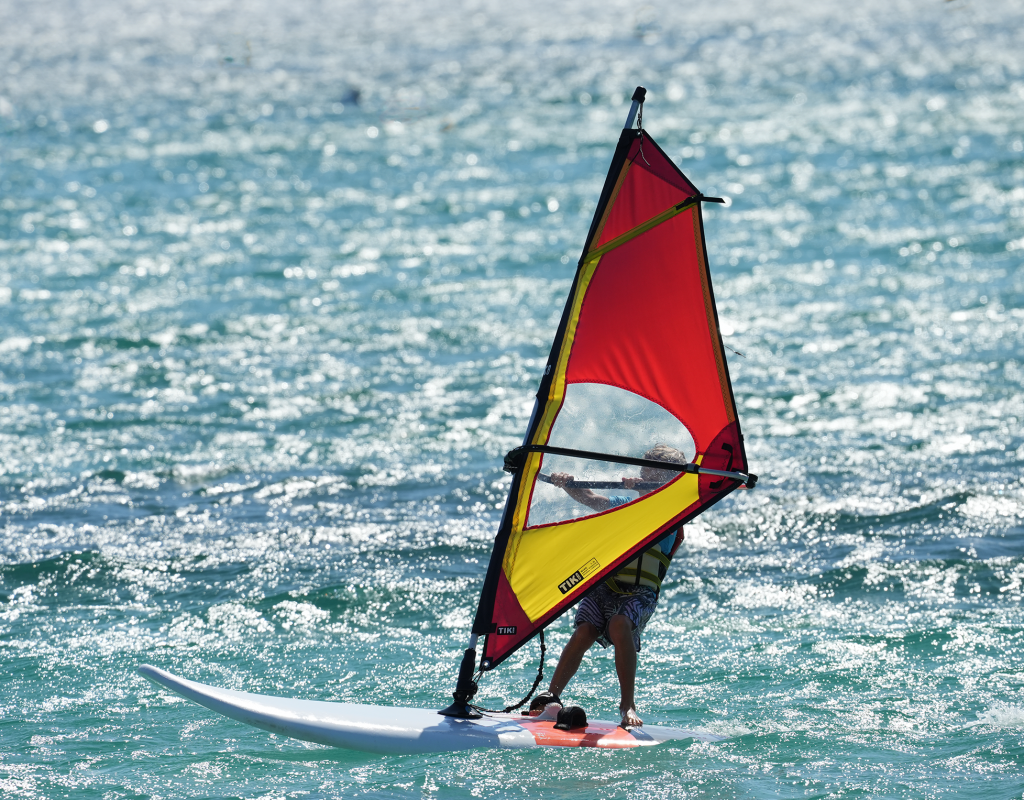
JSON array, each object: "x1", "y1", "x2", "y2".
[{"x1": 470, "y1": 630, "x2": 546, "y2": 715}]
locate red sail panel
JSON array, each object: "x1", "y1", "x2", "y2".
[{"x1": 568, "y1": 210, "x2": 732, "y2": 454}]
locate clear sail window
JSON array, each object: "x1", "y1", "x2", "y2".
[{"x1": 525, "y1": 383, "x2": 695, "y2": 528}]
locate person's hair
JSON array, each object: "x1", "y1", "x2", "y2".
[{"x1": 644, "y1": 443, "x2": 687, "y2": 465}]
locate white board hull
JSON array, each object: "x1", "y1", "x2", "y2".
[{"x1": 138, "y1": 664, "x2": 725, "y2": 754}]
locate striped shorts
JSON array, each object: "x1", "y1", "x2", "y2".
[{"x1": 574, "y1": 582, "x2": 659, "y2": 652}]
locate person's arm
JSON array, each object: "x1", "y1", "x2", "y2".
[{"x1": 550, "y1": 472, "x2": 611, "y2": 511}]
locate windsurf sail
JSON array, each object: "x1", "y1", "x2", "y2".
[{"x1": 442, "y1": 87, "x2": 754, "y2": 716}]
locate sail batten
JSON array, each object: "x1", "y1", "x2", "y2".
[
  {"x1": 470, "y1": 118, "x2": 750, "y2": 672},
  {"x1": 583, "y1": 196, "x2": 702, "y2": 263}
]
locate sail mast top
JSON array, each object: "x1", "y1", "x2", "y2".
[{"x1": 623, "y1": 86, "x2": 646, "y2": 129}]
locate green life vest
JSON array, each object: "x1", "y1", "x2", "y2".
[{"x1": 606, "y1": 528, "x2": 680, "y2": 593}]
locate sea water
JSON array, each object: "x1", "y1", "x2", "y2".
[{"x1": 1, "y1": 0, "x2": 1022, "y2": 796}]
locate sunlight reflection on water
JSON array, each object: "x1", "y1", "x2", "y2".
[{"x1": 1, "y1": 0, "x2": 1022, "y2": 796}]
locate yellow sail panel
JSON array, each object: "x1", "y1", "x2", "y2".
[{"x1": 505, "y1": 474, "x2": 701, "y2": 622}]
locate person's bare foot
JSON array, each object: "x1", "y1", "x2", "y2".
[{"x1": 619, "y1": 705, "x2": 642, "y2": 728}]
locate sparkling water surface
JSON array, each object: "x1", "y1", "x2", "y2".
[{"x1": 2, "y1": 0, "x2": 1023, "y2": 796}]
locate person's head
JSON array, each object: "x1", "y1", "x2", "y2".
[{"x1": 640, "y1": 444, "x2": 687, "y2": 484}]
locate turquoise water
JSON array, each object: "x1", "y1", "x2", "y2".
[{"x1": 2, "y1": 0, "x2": 1023, "y2": 796}]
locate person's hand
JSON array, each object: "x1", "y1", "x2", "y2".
[
  {"x1": 550, "y1": 472, "x2": 574, "y2": 488},
  {"x1": 621, "y1": 476, "x2": 641, "y2": 490}
]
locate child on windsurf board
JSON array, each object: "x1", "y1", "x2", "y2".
[{"x1": 533, "y1": 444, "x2": 687, "y2": 729}]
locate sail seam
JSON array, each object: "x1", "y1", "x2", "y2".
[{"x1": 584, "y1": 197, "x2": 699, "y2": 263}]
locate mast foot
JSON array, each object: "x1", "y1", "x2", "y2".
[
  {"x1": 438, "y1": 698, "x2": 482, "y2": 719},
  {"x1": 438, "y1": 644, "x2": 482, "y2": 718}
]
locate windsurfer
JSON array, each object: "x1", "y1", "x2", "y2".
[{"x1": 535, "y1": 444, "x2": 687, "y2": 728}]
